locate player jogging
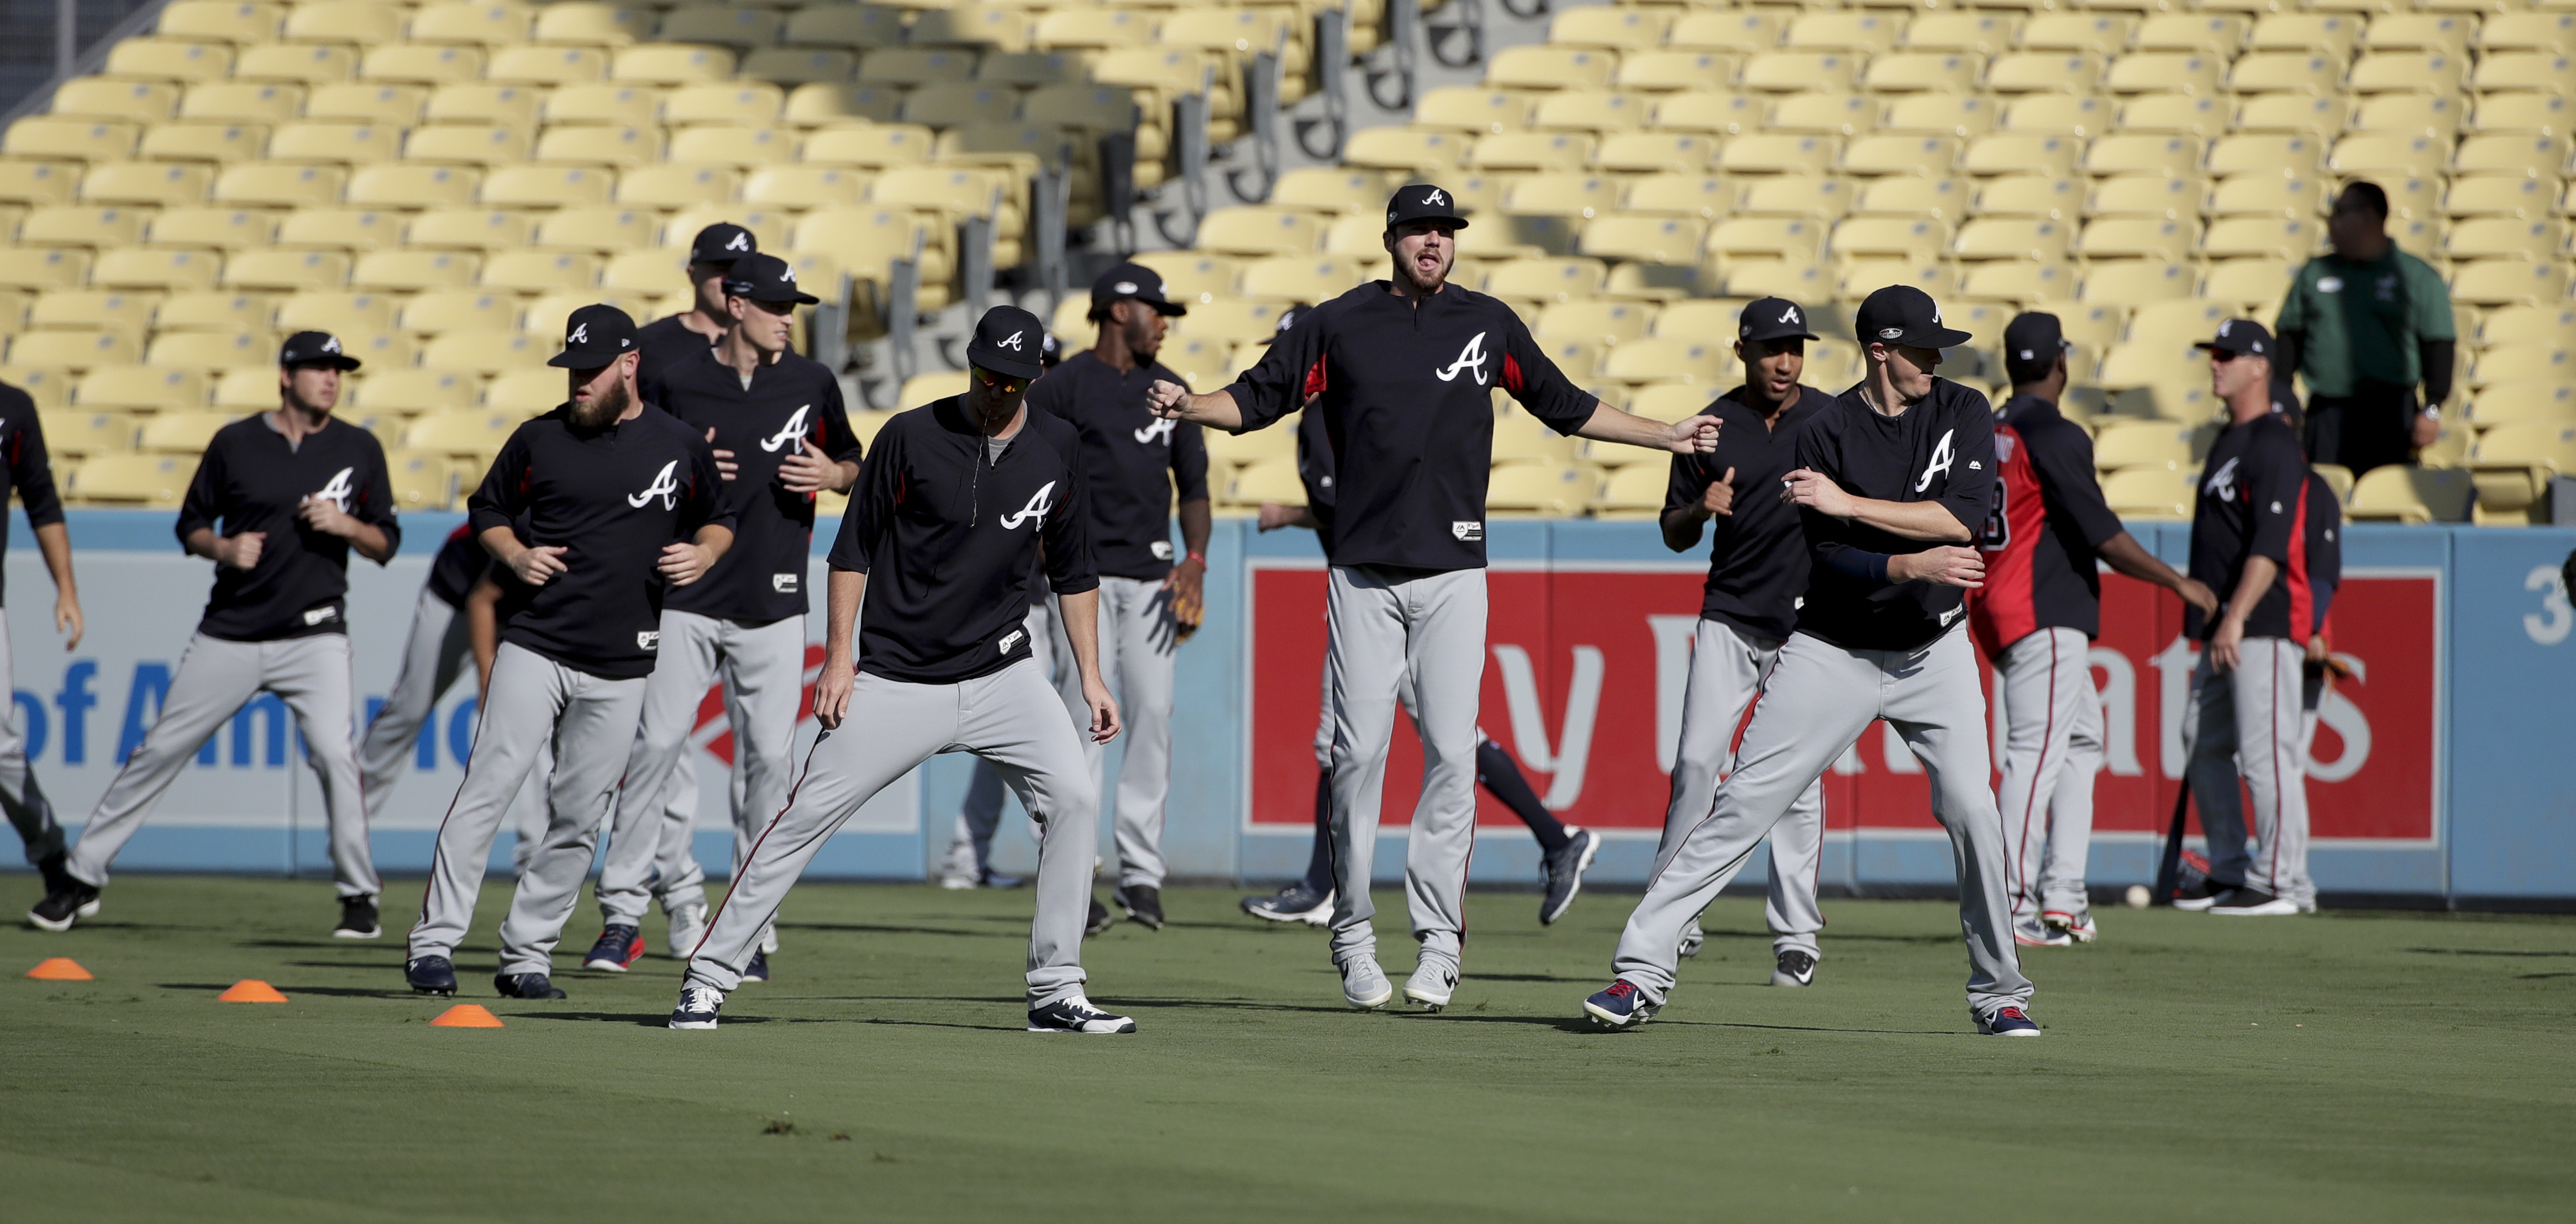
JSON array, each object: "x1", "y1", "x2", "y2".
[
  {"x1": 405, "y1": 305, "x2": 733, "y2": 1000},
  {"x1": 1972, "y1": 313, "x2": 2216, "y2": 947},
  {"x1": 2173, "y1": 320, "x2": 2319, "y2": 918},
  {"x1": 638, "y1": 221, "x2": 758, "y2": 386},
  {"x1": 1147, "y1": 184, "x2": 1717, "y2": 1014},
  {"x1": 1036, "y1": 261, "x2": 1211, "y2": 931},
  {"x1": 1581, "y1": 285, "x2": 2038, "y2": 1037},
  {"x1": 1656, "y1": 298, "x2": 1835, "y2": 986},
  {"x1": 31, "y1": 333, "x2": 396, "y2": 937},
  {"x1": 669, "y1": 305, "x2": 1133, "y2": 1035},
  {"x1": 583, "y1": 253, "x2": 860, "y2": 980},
  {"x1": 0, "y1": 374, "x2": 81, "y2": 906}
]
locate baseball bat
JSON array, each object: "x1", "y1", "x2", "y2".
[{"x1": 2153, "y1": 773, "x2": 2190, "y2": 904}]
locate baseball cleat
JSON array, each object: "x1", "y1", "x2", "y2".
[
  {"x1": 665, "y1": 903, "x2": 706, "y2": 959},
  {"x1": 670, "y1": 985, "x2": 724, "y2": 1030},
  {"x1": 1027, "y1": 995, "x2": 1137, "y2": 1034},
  {"x1": 36, "y1": 854, "x2": 99, "y2": 917},
  {"x1": 493, "y1": 972, "x2": 567, "y2": 1000},
  {"x1": 2170, "y1": 879, "x2": 2228, "y2": 912},
  {"x1": 1583, "y1": 980, "x2": 1659, "y2": 1030},
  {"x1": 583, "y1": 925, "x2": 645, "y2": 972},
  {"x1": 2209, "y1": 887, "x2": 2300, "y2": 916},
  {"x1": 2014, "y1": 916, "x2": 2070, "y2": 948},
  {"x1": 742, "y1": 949, "x2": 770, "y2": 982},
  {"x1": 938, "y1": 870, "x2": 976, "y2": 890},
  {"x1": 759, "y1": 927, "x2": 780, "y2": 955},
  {"x1": 1085, "y1": 898, "x2": 1116, "y2": 936},
  {"x1": 2042, "y1": 909, "x2": 2097, "y2": 943},
  {"x1": 1113, "y1": 884, "x2": 1165, "y2": 931},
  {"x1": 1975, "y1": 1005, "x2": 2042, "y2": 1037},
  {"x1": 1338, "y1": 952, "x2": 1393, "y2": 1010},
  {"x1": 1678, "y1": 916, "x2": 1705, "y2": 959},
  {"x1": 1538, "y1": 827, "x2": 1600, "y2": 925},
  {"x1": 406, "y1": 955, "x2": 458, "y2": 996},
  {"x1": 1403, "y1": 956, "x2": 1459, "y2": 1012},
  {"x1": 333, "y1": 895, "x2": 381, "y2": 940},
  {"x1": 1242, "y1": 882, "x2": 1332, "y2": 925},
  {"x1": 1771, "y1": 948, "x2": 1818, "y2": 986},
  {"x1": 27, "y1": 878, "x2": 99, "y2": 932}
]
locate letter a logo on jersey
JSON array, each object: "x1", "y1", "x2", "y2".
[
  {"x1": 628, "y1": 460, "x2": 681, "y2": 510},
  {"x1": 1434, "y1": 331, "x2": 1490, "y2": 385},
  {"x1": 1133, "y1": 416, "x2": 1176, "y2": 446},
  {"x1": 311, "y1": 466, "x2": 354, "y2": 511},
  {"x1": 998, "y1": 481, "x2": 1055, "y2": 530},
  {"x1": 1913, "y1": 429, "x2": 1955, "y2": 493},
  {"x1": 759, "y1": 404, "x2": 812, "y2": 452}
]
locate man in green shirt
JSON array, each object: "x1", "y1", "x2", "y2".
[{"x1": 2274, "y1": 181, "x2": 2457, "y2": 477}]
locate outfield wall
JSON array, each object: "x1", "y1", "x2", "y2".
[{"x1": 9, "y1": 511, "x2": 2572, "y2": 907}]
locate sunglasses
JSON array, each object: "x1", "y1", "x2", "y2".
[
  {"x1": 972, "y1": 367, "x2": 1028, "y2": 396},
  {"x1": 2209, "y1": 350, "x2": 2245, "y2": 362}
]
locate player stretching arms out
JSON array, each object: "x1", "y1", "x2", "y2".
[
  {"x1": 1582, "y1": 286, "x2": 2038, "y2": 1037},
  {"x1": 1148, "y1": 184, "x2": 1717, "y2": 1014}
]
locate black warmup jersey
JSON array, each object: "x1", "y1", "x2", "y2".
[
  {"x1": 1664, "y1": 385, "x2": 1833, "y2": 641},
  {"x1": 1968, "y1": 394, "x2": 2127, "y2": 653},
  {"x1": 635, "y1": 314, "x2": 721, "y2": 395},
  {"x1": 650, "y1": 346, "x2": 861, "y2": 624},
  {"x1": 2306, "y1": 472, "x2": 2341, "y2": 634},
  {"x1": 1295, "y1": 406, "x2": 1338, "y2": 549},
  {"x1": 0, "y1": 382, "x2": 64, "y2": 606},
  {"x1": 1030, "y1": 351, "x2": 1210, "y2": 580},
  {"x1": 1225, "y1": 281, "x2": 1596, "y2": 572},
  {"x1": 423, "y1": 524, "x2": 486, "y2": 609},
  {"x1": 830, "y1": 398, "x2": 1097, "y2": 684},
  {"x1": 177, "y1": 414, "x2": 400, "y2": 642},
  {"x1": 2187, "y1": 412, "x2": 2319, "y2": 645},
  {"x1": 1792, "y1": 379, "x2": 1997, "y2": 652},
  {"x1": 469, "y1": 404, "x2": 732, "y2": 679}
]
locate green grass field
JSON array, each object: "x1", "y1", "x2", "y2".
[{"x1": 5, "y1": 875, "x2": 2570, "y2": 1222}]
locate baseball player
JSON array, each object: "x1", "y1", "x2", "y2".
[
  {"x1": 1146, "y1": 184, "x2": 1717, "y2": 1014},
  {"x1": 0, "y1": 377, "x2": 81, "y2": 905},
  {"x1": 1973, "y1": 313, "x2": 2218, "y2": 948},
  {"x1": 670, "y1": 305, "x2": 1134, "y2": 1035},
  {"x1": 583, "y1": 253, "x2": 860, "y2": 980},
  {"x1": 1581, "y1": 285, "x2": 2038, "y2": 1037},
  {"x1": 1035, "y1": 261, "x2": 1211, "y2": 932},
  {"x1": 1655, "y1": 298, "x2": 1836, "y2": 986},
  {"x1": 1239, "y1": 309, "x2": 1601, "y2": 928},
  {"x1": 2297, "y1": 476, "x2": 2344, "y2": 768},
  {"x1": 30, "y1": 333, "x2": 397, "y2": 937},
  {"x1": 405, "y1": 305, "x2": 733, "y2": 1000},
  {"x1": 638, "y1": 221, "x2": 759, "y2": 388},
  {"x1": 2172, "y1": 320, "x2": 2321, "y2": 919}
]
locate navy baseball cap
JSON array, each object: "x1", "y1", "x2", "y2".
[
  {"x1": 1855, "y1": 284, "x2": 1973, "y2": 349},
  {"x1": 965, "y1": 304, "x2": 1046, "y2": 380},
  {"x1": 547, "y1": 303, "x2": 640, "y2": 368},
  {"x1": 1090, "y1": 260, "x2": 1185, "y2": 317},
  {"x1": 278, "y1": 330, "x2": 360, "y2": 371},
  {"x1": 1260, "y1": 303, "x2": 1308, "y2": 345},
  {"x1": 1739, "y1": 297, "x2": 1818, "y2": 343},
  {"x1": 2196, "y1": 318, "x2": 2274, "y2": 357},
  {"x1": 690, "y1": 221, "x2": 756, "y2": 267},
  {"x1": 2003, "y1": 312, "x2": 2069, "y2": 381},
  {"x1": 722, "y1": 252, "x2": 818, "y2": 305},
  {"x1": 1385, "y1": 182, "x2": 1469, "y2": 231}
]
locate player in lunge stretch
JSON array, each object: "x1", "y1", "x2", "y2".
[
  {"x1": 1148, "y1": 184, "x2": 1717, "y2": 1014},
  {"x1": 583, "y1": 253, "x2": 860, "y2": 980},
  {"x1": 0, "y1": 374, "x2": 81, "y2": 906},
  {"x1": 1236, "y1": 307, "x2": 1601, "y2": 929},
  {"x1": 670, "y1": 305, "x2": 1133, "y2": 1035},
  {"x1": 32, "y1": 333, "x2": 396, "y2": 937},
  {"x1": 1655, "y1": 298, "x2": 1836, "y2": 986},
  {"x1": 1972, "y1": 313, "x2": 2216, "y2": 948},
  {"x1": 1581, "y1": 286, "x2": 2038, "y2": 1037},
  {"x1": 405, "y1": 305, "x2": 733, "y2": 1000}
]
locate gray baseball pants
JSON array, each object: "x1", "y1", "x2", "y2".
[
  {"x1": 408, "y1": 642, "x2": 648, "y2": 973},
  {"x1": 1995, "y1": 626, "x2": 2106, "y2": 920},
  {"x1": 1663, "y1": 617, "x2": 1826, "y2": 957},
  {"x1": 941, "y1": 602, "x2": 1056, "y2": 883},
  {"x1": 356, "y1": 587, "x2": 554, "y2": 878},
  {"x1": 1323, "y1": 564, "x2": 1484, "y2": 974},
  {"x1": 0, "y1": 616, "x2": 64, "y2": 865},
  {"x1": 1052, "y1": 574, "x2": 1178, "y2": 889},
  {"x1": 687, "y1": 658, "x2": 1097, "y2": 1006},
  {"x1": 67, "y1": 632, "x2": 376, "y2": 898},
  {"x1": 597, "y1": 610, "x2": 805, "y2": 927},
  {"x1": 1613, "y1": 627, "x2": 2033, "y2": 1019},
  {"x1": 2185, "y1": 638, "x2": 2313, "y2": 908}
]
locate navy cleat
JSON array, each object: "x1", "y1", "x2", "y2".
[
  {"x1": 1086, "y1": 898, "x2": 1116, "y2": 936},
  {"x1": 582, "y1": 924, "x2": 645, "y2": 972},
  {"x1": 405, "y1": 955, "x2": 458, "y2": 996},
  {"x1": 1027, "y1": 995, "x2": 1136, "y2": 1033},
  {"x1": 334, "y1": 895, "x2": 381, "y2": 940},
  {"x1": 1538, "y1": 827, "x2": 1600, "y2": 925},
  {"x1": 1771, "y1": 948, "x2": 1817, "y2": 987},
  {"x1": 494, "y1": 972, "x2": 567, "y2": 1000},
  {"x1": 1582, "y1": 980, "x2": 1659, "y2": 1030},
  {"x1": 27, "y1": 878, "x2": 99, "y2": 932},
  {"x1": 1113, "y1": 883, "x2": 1165, "y2": 930},
  {"x1": 742, "y1": 949, "x2": 770, "y2": 982},
  {"x1": 1976, "y1": 1005, "x2": 2042, "y2": 1037},
  {"x1": 1242, "y1": 882, "x2": 1332, "y2": 926},
  {"x1": 670, "y1": 985, "x2": 724, "y2": 1030}
]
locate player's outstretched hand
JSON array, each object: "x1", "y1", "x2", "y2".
[
  {"x1": 658, "y1": 540, "x2": 715, "y2": 585},
  {"x1": 1780, "y1": 468, "x2": 1857, "y2": 519},
  {"x1": 1701, "y1": 466, "x2": 1737, "y2": 516},
  {"x1": 2177, "y1": 577, "x2": 2220, "y2": 619},
  {"x1": 219, "y1": 531, "x2": 266, "y2": 571},
  {"x1": 510, "y1": 544, "x2": 567, "y2": 586},
  {"x1": 1145, "y1": 379, "x2": 1189, "y2": 420},
  {"x1": 1895, "y1": 545, "x2": 1985, "y2": 588},
  {"x1": 813, "y1": 658, "x2": 854, "y2": 729},
  {"x1": 1084, "y1": 677, "x2": 1122, "y2": 745},
  {"x1": 705, "y1": 428, "x2": 738, "y2": 482},
  {"x1": 1665, "y1": 415, "x2": 1720, "y2": 454}
]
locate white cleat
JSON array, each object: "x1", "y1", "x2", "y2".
[
  {"x1": 2041, "y1": 909, "x2": 2097, "y2": 943},
  {"x1": 1027, "y1": 995, "x2": 1137, "y2": 1033},
  {"x1": 1403, "y1": 957, "x2": 1459, "y2": 1012},
  {"x1": 669, "y1": 985, "x2": 725, "y2": 1030},
  {"x1": 1338, "y1": 953, "x2": 1393, "y2": 1010},
  {"x1": 665, "y1": 903, "x2": 707, "y2": 960}
]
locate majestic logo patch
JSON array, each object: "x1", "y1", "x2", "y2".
[
  {"x1": 1434, "y1": 331, "x2": 1490, "y2": 385},
  {"x1": 311, "y1": 466, "x2": 355, "y2": 511},
  {"x1": 999, "y1": 628, "x2": 1024, "y2": 655},
  {"x1": 1133, "y1": 417, "x2": 1177, "y2": 445},
  {"x1": 628, "y1": 460, "x2": 681, "y2": 510},
  {"x1": 772, "y1": 573, "x2": 798, "y2": 593},
  {"x1": 1149, "y1": 541, "x2": 1173, "y2": 560},
  {"x1": 302, "y1": 605, "x2": 338, "y2": 626},
  {"x1": 998, "y1": 481, "x2": 1056, "y2": 530},
  {"x1": 1913, "y1": 429, "x2": 1955, "y2": 493},
  {"x1": 1940, "y1": 604, "x2": 1963, "y2": 626},
  {"x1": 1452, "y1": 520, "x2": 1483, "y2": 541},
  {"x1": 759, "y1": 405, "x2": 812, "y2": 453},
  {"x1": 638, "y1": 631, "x2": 660, "y2": 650}
]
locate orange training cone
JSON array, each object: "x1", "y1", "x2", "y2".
[
  {"x1": 430, "y1": 1004, "x2": 503, "y2": 1028},
  {"x1": 26, "y1": 957, "x2": 92, "y2": 980},
  {"x1": 218, "y1": 979, "x2": 288, "y2": 1003}
]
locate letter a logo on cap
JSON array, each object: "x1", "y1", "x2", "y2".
[
  {"x1": 569, "y1": 323, "x2": 588, "y2": 344},
  {"x1": 1000, "y1": 330, "x2": 1025, "y2": 351},
  {"x1": 1422, "y1": 187, "x2": 1446, "y2": 207},
  {"x1": 322, "y1": 336, "x2": 342, "y2": 353},
  {"x1": 727, "y1": 231, "x2": 750, "y2": 251},
  {"x1": 1781, "y1": 304, "x2": 1800, "y2": 324}
]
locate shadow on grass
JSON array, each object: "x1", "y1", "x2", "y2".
[
  {"x1": 2407, "y1": 947, "x2": 2576, "y2": 958},
  {"x1": 1697, "y1": 927, "x2": 1955, "y2": 946},
  {"x1": 771, "y1": 922, "x2": 1004, "y2": 938},
  {"x1": 516, "y1": 1010, "x2": 788, "y2": 1027}
]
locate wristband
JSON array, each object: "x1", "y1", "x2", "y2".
[{"x1": 1186, "y1": 551, "x2": 1206, "y2": 565}]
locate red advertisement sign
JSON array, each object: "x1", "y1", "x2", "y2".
[{"x1": 1245, "y1": 561, "x2": 2437, "y2": 843}]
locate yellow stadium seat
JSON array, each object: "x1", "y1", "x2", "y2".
[
  {"x1": 598, "y1": 247, "x2": 686, "y2": 294},
  {"x1": 349, "y1": 367, "x2": 476, "y2": 413},
  {"x1": 160, "y1": 288, "x2": 271, "y2": 332},
  {"x1": 2101, "y1": 467, "x2": 2193, "y2": 520},
  {"x1": 740, "y1": 48, "x2": 855, "y2": 86},
  {"x1": 1834, "y1": 215, "x2": 1953, "y2": 260},
  {"x1": 2227, "y1": 52, "x2": 2340, "y2": 96},
  {"x1": 1169, "y1": 298, "x2": 1290, "y2": 346},
  {"x1": 667, "y1": 82, "x2": 784, "y2": 127},
  {"x1": 2089, "y1": 175, "x2": 2204, "y2": 219},
  {"x1": 9, "y1": 329, "x2": 136, "y2": 370},
  {"x1": 2329, "y1": 133, "x2": 2446, "y2": 179},
  {"x1": 1741, "y1": 52, "x2": 1863, "y2": 94},
  {"x1": 2350, "y1": 52, "x2": 2466, "y2": 96},
  {"x1": 20, "y1": 204, "x2": 151, "y2": 249},
  {"x1": 2020, "y1": 13, "x2": 2133, "y2": 56},
  {"x1": 543, "y1": 81, "x2": 661, "y2": 128},
  {"x1": 399, "y1": 125, "x2": 530, "y2": 167},
  {"x1": 1218, "y1": 456, "x2": 1300, "y2": 507},
  {"x1": 2352, "y1": 93, "x2": 2462, "y2": 144},
  {"x1": 1669, "y1": 10, "x2": 1783, "y2": 54},
  {"x1": 1620, "y1": 382, "x2": 1707, "y2": 423},
  {"x1": 2000, "y1": 92, "x2": 2113, "y2": 138},
  {"x1": 1196, "y1": 207, "x2": 1321, "y2": 257},
  {"x1": 1602, "y1": 336, "x2": 1729, "y2": 386},
  {"x1": 1955, "y1": 216, "x2": 2073, "y2": 261},
  {"x1": 1987, "y1": 53, "x2": 2102, "y2": 94},
  {"x1": 479, "y1": 250, "x2": 597, "y2": 294},
  {"x1": 104, "y1": 38, "x2": 236, "y2": 82},
  {"x1": 2202, "y1": 258, "x2": 2293, "y2": 310},
  {"x1": 1648, "y1": 299, "x2": 1744, "y2": 342},
  {"x1": 342, "y1": 164, "x2": 477, "y2": 209},
  {"x1": 900, "y1": 82, "x2": 1018, "y2": 130},
  {"x1": 1616, "y1": 50, "x2": 1741, "y2": 93},
  {"x1": 276, "y1": 207, "x2": 402, "y2": 251},
  {"x1": 659, "y1": 4, "x2": 781, "y2": 49},
  {"x1": 2084, "y1": 133, "x2": 2200, "y2": 178},
  {"x1": 1550, "y1": 5, "x2": 1671, "y2": 50},
  {"x1": 159, "y1": 0, "x2": 283, "y2": 44},
  {"x1": 1853, "y1": 175, "x2": 1972, "y2": 221},
  {"x1": 267, "y1": 120, "x2": 402, "y2": 164},
  {"x1": 2467, "y1": 381, "x2": 2576, "y2": 430},
  {"x1": 783, "y1": 84, "x2": 903, "y2": 129},
  {"x1": 1907, "y1": 12, "x2": 2022, "y2": 55},
  {"x1": 1492, "y1": 408, "x2": 1579, "y2": 463},
  {"x1": 1485, "y1": 462, "x2": 1600, "y2": 516},
  {"x1": 1865, "y1": 52, "x2": 1985, "y2": 94},
  {"x1": 1707, "y1": 215, "x2": 1827, "y2": 263},
  {"x1": 1504, "y1": 172, "x2": 1620, "y2": 220},
  {"x1": 143, "y1": 328, "x2": 266, "y2": 368},
  {"x1": 612, "y1": 44, "x2": 734, "y2": 86},
  {"x1": 2236, "y1": 93, "x2": 2350, "y2": 137},
  {"x1": 282, "y1": 1, "x2": 399, "y2": 44},
  {"x1": 2447, "y1": 175, "x2": 2559, "y2": 219},
  {"x1": 135, "y1": 408, "x2": 233, "y2": 453},
  {"x1": 2457, "y1": 133, "x2": 2570, "y2": 179},
  {"x1": 1533, "y1": 91, "x2": 1652, "y2": 135},
  {"x1": 2450, "y1": 217, "x2": 2565, "y2": 261},
  {"x1": 1720, "y1": 134, "x2": 1841, "y2": 176},
  {"x1": 403, "y1": 207, "x2": 529, "y2": 252},
  {"x1": 613, "y1": 163, "x2": 740, "y2": 209},
  {"x1": 1838, "y1": 258, "x2": 1957, "y2": 302},
  {"x1": 2081, "y1": 261, "x2": 2195, "y2": 306},
  {"x1": 408, "y1": 1, "x2": 534, "y2": 46},
  {"x1": 1623, "y1": 174, "x2": 1733, "y2": 220},
  {"x1": 2106, "y1": 52, "x2": 2224, "y2": 97},
  {"x1": 0, "y1": 247, "x2": 91, "y2": 291},
  {"x1": 1581, "y1": 215, "x2": 1707, "y2": 266},
  {"x1": 2472, "y1": 92, "x2": 2573, "y2": 139},
  {"x1": 482, "y1": 367, "x2": 565, "y2": 413},
  {"x1": 978, "y1": 52, "x2": 1088, "y2": 91},
  {"x1": 2310, "y1": 462, "x2": 2354, "y2": 505},
  {"x1": 222, "y1": 247, "x2": 348, "y2": 291},
  {"x1": 1652, "y1": 91, "x2": 1762, "y2": 136},
  {"x1": 71, "y1": 453, "x2": 192, "y2": 506},
  {"x1": 1028, "y1": 8, "x2": 1149, "y2": 51},
  {"x1": 397, "y1": 288, "x2": 514, "y2": 336},
  {"x1": 41, "y1": 408, "x2": 138, "y2": 455},
  {"x1": 2468, "y1": 341, "x2": 2576, "y2": 388},
  {"x1": 2480, "y1": 11, "x2": 2576, "y2": 55},
  {"x1": 2249, "y1": 12, "x2": 2362, "y2": 57},
  {"x1": 308, "y1": 83, "x2": 429, "y2": 128},
  {"x1": 2482, "y1": 304, "x2": 2576, "y2": 347},
  {"x1": 743, "y1": 164, "x2": 872, "y2": 211},
  {"x1": 416, "y1": 329, "x2": 544, "y2": 375},
  {"x1": 1883, "y1": 95, "x2": 1997, "y2": 140},
  {"x1": 89, "y1": 247, "x2": 218, "y2": 292},
  {"x1": 2205, "y1": 173, "x2": 2327, "y2": 219},
  {"x1": 2467, "y1": 421, "x2": 2576, "y2": 517},
  {"x1": 1842, "y1": 134, "x2": 1959, "y2": 177},
  {"x1": 174, "y1": 80, "x2": 298, "y2": 124},
  {"x1": 2119, "y1": 93, "x2": 2226, "y2": 140},
  {"x1": 30, "y1": 289, "x2": 156, "y2": 337},
  {"x1": 6, "y1": 118, "x2": 140, "y2": 162},
  {"x1": 1762, "y1": 96, "x2": 1869, "y2": 143},
  {"x1": 350, "y1": 249, "x2": 476, "y2": 292},
  {"x1": 233, "y1": 43, "x2": 361, "y2": 89},
  {"x1": 2205, "y1": 134, "x2": 2325, "y2": 181},
  {"x1": 405, "y1": 407, "x2": 524, "y2": 457},
  {"x1": 2204, "y1": 216, "x2": 2320, "y2": 261},
  {"x1": 1964, "y1": 132, "x2": 2081, "y2": 178},
  {"x1": 357, "y1": 44, "x2": 483, "y2": 86},
  {"x1": 1592, "y1": 461, "x2": 1666, "y2": 518},
  {"x1": 791, "y1": 205, "x2": 947, "y2": 288},
  {"x1": 205, "y1": 162, "x2": 339, "y2": 209},
  {"x1": 1736, "y1": 175, "x2": 1854, "y2": 219},
  {"x1": 377, "y1": 447, "x2": 455, "y2": 510},
  {"x1": 1538, "y1": 299, "x2": 1657, "y2": 348},
  {"x1": 1485, "y1": 45, "x2": 1619, "y2": 92},
  {"x1": 2347, "y1": 464, "x2": 2469, "y2": 524},
  {"x1": 802, "y1": 124, "x2": 935, "y2": 168},
  {"x1": 1482, "y1": 257, "x2": 1608, "y2": 303},
  {"x1": 486, "y1": 44, "x2": 607, "y2": 86},
  {"x1": 534, "y1": 125, "x2": 660, "y2": 167},
  {"x1": 2455, "y1": 259, "x2": 2573, "y2": 306},
  {"x1": 1269, "y1": 168, "x2": 1385, "y2": 216},
  {"x1": 1469, "y1": 131, "x2": 1596, "y2": 172},
  {"x1": 894, "y1": 372, "x2": 969, "y2": 410},
  {"x1": 910, "y1": 9, "x2": 1033, "y2": 55},
  {"x1": 78, "y1": 364, "x2": 208, "y2": 411},
  {"x1": 532, "y1": 1, "x2": 650, "y2": 48},
  {"x1": 2135, "y1": 13, "x2": 2247, "y2": 54},
  {"x1": 52, "y1": 78, "x2": 180, "y2": 125},
  {"x1": 1015, "y1": 83, "x2": 1135, "y2": 134},
  {"x1": 140, "y1": 120, "x2": 274, "y2": 165}
]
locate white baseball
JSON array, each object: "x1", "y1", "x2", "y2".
[{"x1": 2124, "y1": 884, "x2": 2152, "y2": 909}]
